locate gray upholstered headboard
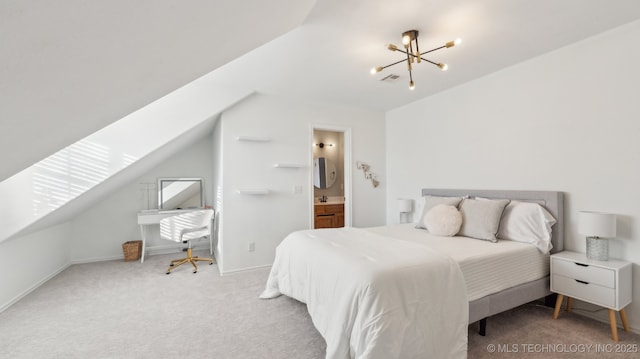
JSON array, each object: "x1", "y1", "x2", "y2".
[{"x1": 420, "y1": 189, "x2": 564, "y2": 253}]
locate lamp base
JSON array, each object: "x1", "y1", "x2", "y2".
[
  {"x1": 399, "y1": 212, "x2": 409, "y2": 224},
  {"x1": 586, "y1": 236, "x2": 608, "y2": 261}
]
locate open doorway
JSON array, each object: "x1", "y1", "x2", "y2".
[{"x1": 311, "y1": 126, "x2": 351, "y2": 229}]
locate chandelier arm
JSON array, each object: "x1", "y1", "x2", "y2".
[
  {"x1": 379, "y1": 55, "x2": 439, "y2": 70},
  {"x1": 420, "y1": 45, "x2": 447, "y2": 56},
  {"x1": 409, "y1": 67, "x2": 414, "y2": 89},
  {"x1": 408, "y1": 42, "x2": 415, "y2": 63},
  {"x1": 396, "y1": 48, "x2": 426, "y2": 62},
  {"x1": 408, "y1": 53, "x2": 422, "y2": 61},
  {"x1": 420, "y1": 57, "x2": 440, "y2": 67},
  {"x1": 379, "y1": 58, "x2": 408, "y2": 71},
  {"x1": 406, "y1": 51, "x2": 412, "y2": 71}
]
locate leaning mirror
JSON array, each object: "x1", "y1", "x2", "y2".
[
  {"x1": 158, "y1": 178, "x2": 204, "y2": 210},
  {"x1": 314, "y1": 157, "x2": 337, "y2": 189}
]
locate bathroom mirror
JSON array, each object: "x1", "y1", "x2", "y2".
[
  {"x1": 158, "y1": 178, "x2": 204, "y2": 210},
  {"x1": 314, "y1": 157, "x2": 337, "y2": 189}
]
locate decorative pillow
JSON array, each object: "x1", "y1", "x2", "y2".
[
  {"x1": 498, "y1": 200, "x2": 556, "y2": 253},
  {"x1": 415, "y1": 195, "x2": 464, "y2": 229},
  {"x1": 458, "y1": 198, "x2": 510, "y2": 242},
  {"x1": 424, "y1": 204, "x2": 462, "y2": 236}
]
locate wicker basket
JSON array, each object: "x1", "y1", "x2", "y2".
[{"x1": 122, "y1": 240, "x2": 142, "y2": 261}]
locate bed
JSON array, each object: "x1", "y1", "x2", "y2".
[
  {"x1": 261, "y1": 189, "x2": 564, "y2": 359},
  {"x1": 418, "y1": 189, "x2": 564, "y2": 326}
]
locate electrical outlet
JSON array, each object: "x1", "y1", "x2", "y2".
[{"x1": 248, "y1": 242, "x2": 255, "y2": 252}]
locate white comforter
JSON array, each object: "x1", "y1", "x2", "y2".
[{"x1": 260, "y1": 227, "x2": 468, "y2": 359}]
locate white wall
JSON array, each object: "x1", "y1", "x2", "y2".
[
  {"x1": 0, "y1": 223, "x2": 71, "y2": 312},
  {"x1": 69, "y1": 136, "x2": 214, "y2": 262},
  {"x1": 216, "y1": 94, "x2": 386, "y2": 273},
  {"x1": 386, "y1": 20, "x2": 640, "y2": 331}
]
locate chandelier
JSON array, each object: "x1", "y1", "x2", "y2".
[{"x1": 371, "y1": 30, "x2": 461, "y2": 90}]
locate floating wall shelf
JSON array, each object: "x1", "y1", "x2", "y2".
[
  {"x1": 236, "y1": 189, "x2": 270, "y2": 195},
  {"x1": 274, "y1": 163, "x2": 304, "y2": 168},
  {"x1": 236, "y1": 136, "x2": 271, "y2": 142}
]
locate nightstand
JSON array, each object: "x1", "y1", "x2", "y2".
[{"x1": 551, "y1": 251, "x2": 632, "y2": 341}]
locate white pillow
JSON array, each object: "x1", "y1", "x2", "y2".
[
  {"x1": 498, "y1": 200, "x2": 556, "y2": 253},
  {"x1": 424, "y1": 204, "x2": 462, "y2": 236},
  {"x1": 458, "y1": 198, "x2": 510, "y2": 242},
  {"x1": 415, "y1": 195, "x2": 464, "y2": 229}
]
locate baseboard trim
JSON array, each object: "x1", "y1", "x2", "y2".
[
  {"x1": 0, "y1": 262, "x2": 71, "y2": 313},
  {"x1": 146, "y1": 243, "x2": 210, "y2": 256},
  {"x1": 219, "y1": 264, "x2": 271, "y2": 276},
  {"x1": 69, "y1": 243, "x2": 212, "y2": 264},
  {"x1": 71, "y1": 255, "x2": 124, "y2": 264}
]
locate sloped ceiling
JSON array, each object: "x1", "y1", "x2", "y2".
[
  {"x1": 206, "y1": 0, "x2": 640, "y2": 110},
  {"x1": 2, "y1": 0, "x2": 640, "y2": 184},
  {"x1": 0, "y1": 0, "x2": 316, "y2": 182}
]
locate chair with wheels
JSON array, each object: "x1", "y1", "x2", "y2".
[{"x1": 160, "y1": 209, "x2": 215, "y2": 274}]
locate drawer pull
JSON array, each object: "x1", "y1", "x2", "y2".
[
  {"x1": 317, "y1": 214, "x2": 335, "y2": 217},
  {"x1": 575, "y1": 263, "x2": 589, "y2": 267},
  {"x1": 575, "y1": 279, "x2": 590, "y2": 285}
]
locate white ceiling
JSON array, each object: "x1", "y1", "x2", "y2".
[
  {"x1": 2, "y1": 0, "x2": 640, "y2": 182},
  {"x1": 206, "y1": 0, "x2": 640, "y2": 111}
]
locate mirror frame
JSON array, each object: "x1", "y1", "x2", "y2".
[{"x1": 157, "y1": 177, "x2": 205, "y2": 210}]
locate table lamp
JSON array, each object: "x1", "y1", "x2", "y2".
[
  {"x1": 579, "y1": 211, "x2": 616, "y2": 261},
  {"x1": 398, "y1": 199, "x2": 413, "y2": 224}
]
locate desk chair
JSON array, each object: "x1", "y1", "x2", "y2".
[{"x1": 160, "y1": 209, "x2": 214, "y2": 274}]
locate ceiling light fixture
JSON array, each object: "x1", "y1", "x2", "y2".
[
  {"x1": 315, "y1": 142, "x2": 333, "y2": 148},
  {"x1": 371, "y1": 30, "x2": 461, "y2": 90}
]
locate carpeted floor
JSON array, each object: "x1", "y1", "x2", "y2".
[
  {"x1": 468, "y1": 303, "x2": 640, "y2": 358},
  {"x1": 0, "y1": 251, "x2": 637, "y2": 358}
]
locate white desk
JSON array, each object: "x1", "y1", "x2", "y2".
[{"x1": 137, "y1": 209, "x2": 213, "y2": 263}]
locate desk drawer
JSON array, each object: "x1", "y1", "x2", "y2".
[
  {"x1": 552, "y1": 274, "x2": 615, "y2": 308},
  {"x1": 552, "y1": 258, "x2": 615, "y2": 288}
]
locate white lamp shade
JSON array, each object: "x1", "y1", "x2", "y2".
[
  {"x1": 579, "y1": 211, "x2": 616, "y2": 238},
  {"x1": 397, "y1": 199, "x2": 412, "y2": 213}
]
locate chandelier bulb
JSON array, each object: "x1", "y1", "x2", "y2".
[
  {"x1": 386, "y1": 43, "x2": 398, "y2": 51},
  {"x1": 409, "y1": 81, "x2": 415, "y2": 90},
  {"x1": 446, "y1": 38, "x2": 462, "y2": 48},
  {"x1": 402, "y1": 35, "x2": 411, "y2": 46},
  {"x1": 370, "y1": 66, "x2": 382, "y2": 75},
  {"x1": 438, "y1": 63, "x2": 449, "y2": 71}
]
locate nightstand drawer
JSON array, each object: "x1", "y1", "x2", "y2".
[
  {"x1": 552, "y1": 274, "x2": 616, "y2": 308},
  {"x1": 552, "y1": 258, "x2": 615, "y2": 288}
]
